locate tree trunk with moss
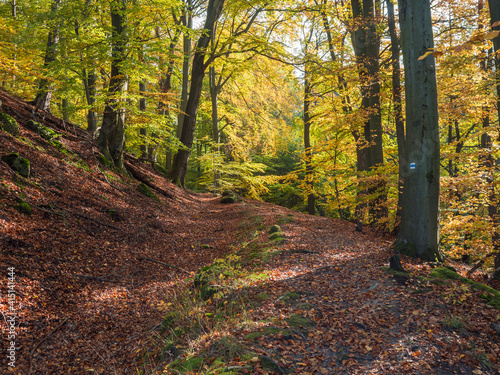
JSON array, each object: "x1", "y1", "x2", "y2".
[{"x1": 97, "y1": 0, "x2": 128, "y2": 170}]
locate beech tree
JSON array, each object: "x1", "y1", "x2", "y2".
[
  {"x1": 396, "y1": 0, "x2": 443, "y2": 261},
  {"x1": 97, "y1": 0, "x2": 129, "y2": 169},
  {"x1": 171, "y1": 0, "x2": 226, "y2": 187},
  {"x1": 350, "y1": 0, "x2": 386, "y2": 222},
  {"x1": 487, "y1": 0, "x2": 500, "y2": 274},
  {"x1": 33, "y1": 0, "x2": 62, "y2": 112}
]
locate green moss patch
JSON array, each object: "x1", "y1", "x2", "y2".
[
  {"x1": 244, "y1": 327, "x2": 291, "y2": 341},
  {"x1": 221, "y1": 190, "x2": 238, "y2": 204},
  {"x1": 137, "y1": 183, "x2": 158, "y2": 200},
  {"x1": 0, "y1": 112, "x2": 19, "y2": 136},
  {"x1": 153, "y1": 163, "x2": 170, "y2": 178},
  {"x1": 276, "y1": 213, "x2": 295, "y2": 224},
  {"x1": 269, "y1": 224, "x2": 281, "y2": 234},
  {"x1": 98, "y1": 154, "x2": 113, "y2": 168},
  {"x1": 430, "y1": 267, "x2": 500, "y2": 309},
  {"x1": 15, "y1": 201, "x2": 31, "y2": 215},
  {"x1": 2, "y1": 153, "x2": 30, "y2": 178},
  {"x1": 430, "y1": 267, "x2": 459, "y2": 280},
  {"x1": 269, "y1": 231, "x2": 285, "y2": 240},
  {"x1": 286, "y1": 314, "x2": 315, "y2": 329},
  {"x1": 27, "y1": 120, "x2": 59, "y2": 141}
]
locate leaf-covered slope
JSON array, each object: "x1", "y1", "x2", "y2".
[{"x1": 0, "y1": 89, "x2": 255, "y2": 374}]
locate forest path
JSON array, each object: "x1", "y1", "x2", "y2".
[{"x1": 222, "y1": 210, "x2": 500, "y2": 375}]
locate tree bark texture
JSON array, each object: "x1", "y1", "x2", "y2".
[
  {"x1": 397, "y1": 0, "x2": 443, "y2": 261},
  {"x1": 83, "y1": 70, "x2": 98, "y2": 133},
  {"x1": 304, "y1": 66, "x2": 315, "y2": 215},
  {"x1": 351, "y1": 0, "x2": 386, "y2": 223},
  {"x1": 171, "y1": 0, "x2": 225, "y2": 187},
  {"x1": 34, "y1": 0, "x2": 62, "y2": 112},
  {"x1": 177, "y1": 0, "x2": 193, "y2": 140},
  {"x1": 139, "y1": 80, "x2": 148, "y2": 159},
  {"x1": 386, "y1": 0, "x2": 404, "y2": 232},
  {"x1": 97, "y1": 0, "x2": 128, "y2": 170},
  {"x1": 487, "y1": 0, "x2": 500, "y2": 273}
]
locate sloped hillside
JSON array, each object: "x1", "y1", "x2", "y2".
[{"x1": 0, "y1": 89, "x2": 260, "y2": 373}]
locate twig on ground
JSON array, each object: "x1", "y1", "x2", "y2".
[
  {"x1": 314, "y1": 265, "x2": 338, "y2": 272},
  {"x1": 125, "y1": 161, "x2": 173, "y2": 199},
  {"x1": 466, "y1": 252, "x2": 495, "y2": 278},
  {"x1": 28, "y1": 319, "x2": 68, "y2": 375},
  {"x1": 289, "y1": 249, "x2": 318, "y2": 254},
  {"x1": 36, "y1": 204, "x2": 126, "y2": 233},
  {"x1": 72, "y1": 273, "x2": 129, "y2": 284},
  {"x1": 72, "y1": 211, "x2": 126, "y2": 233}
]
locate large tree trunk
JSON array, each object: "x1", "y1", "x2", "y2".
[
  {"x1": 396, "y1": 0, "x2": 442, "y2": 261},
  {"x1": 34, "y1": 0, "x2": 62, "y2": 112},
  {"x1": 97, "y1": 0, "x2": 128, "y2": 170},
  {"x1": 171, "y1": 0, "x2": 225, "y2": 187},
  {"x1": 351, "y1": 0, "x2": 386, "y2": 223},
  {"x1": 386, "y1": 0, "x2": 405, "y2": 232}
]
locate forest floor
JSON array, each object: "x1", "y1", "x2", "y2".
[{"x1": 0, "y1": 88, "x2": 499, "y2": 375}]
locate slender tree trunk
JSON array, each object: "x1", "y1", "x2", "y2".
[
  {"x1": 209, "y1": 66, "x2": 220, "y2": 146},
  {"x1": 487, "y1": 0, "x2": 500, "y2": 273},
  {"x1": 62, "y1": 98, "x2": 70, "y2": 121},
  {"x1": 139, "y1": 80, "x2": 148, "y2": 160},
  {"x1": 11, "y1": 0, "x2": 17, "y2": 18},
  {"x1": 178, "y1": 0, "x2": 193, "y2": 140},
  {"x1": 318, "y1": 0, "x2": 355, "y2": 220},
  {"x1": 97, "y1": 0, "x2": 128, "y2": 170},
  {"x1": 82, "y1": 70, "x2": 98, "y2": 133},
  {"x1": 171, "y1": 0, "x2": 225, "y2": 187},
  {"x1": 396, "y1": 0, "x2": 442, "y2": 261},
  {"x1": 209, "y1": 65, "x2": 222, "y2": 187},
  {"x1": 11, "y1": 0, "x2": 17, "y2": 84},
  {"x1": 78, "y1": 0, "x2": 98, "y2": 133},
  {"x1": 304, "y1": 65, "x2": 315, "y2": 215},
  {"x1": 34, "y1": 0, "x2": 62, "y2": 112},
  {"x1": 386, "y1": 0, "x2": 404, "y2": 232},
  {"x1": 156, "y1": 26, "x2": 179, "y2": 171}
]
